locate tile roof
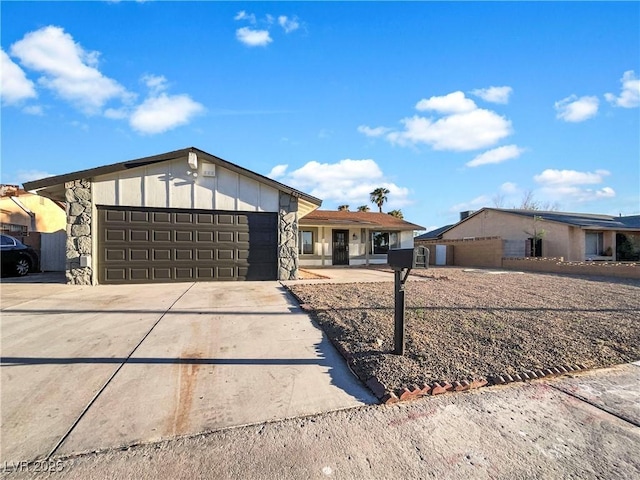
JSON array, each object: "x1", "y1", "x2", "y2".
[{"x1": 300, "y1": 210, "x2": 424, "y2": 230}]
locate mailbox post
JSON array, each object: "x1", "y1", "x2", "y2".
[{"x1": 387, "y1": 246, "x2": 429, "y2": 355}]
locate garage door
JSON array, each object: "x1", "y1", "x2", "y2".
[{"x1": 97, "y1": 206, "x2": 278, "y2": 284}]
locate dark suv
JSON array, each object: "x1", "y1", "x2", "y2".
[{"x1": 0, "y1": 234, "x2": 40, "y2": 277}]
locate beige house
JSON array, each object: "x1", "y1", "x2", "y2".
[
  {"x1": 0, "y1": 185, "x2": 66, "y2": 235},
  {"x1": 417, "y1": 208, "x2": 640, "y2": 263},
  {"x1": 298, "y1": 210, "x2": 424, "y2": 267}
]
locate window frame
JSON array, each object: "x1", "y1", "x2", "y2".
[
  {"x1": 585, "y1": 231, "x2": 604, "y2": 256},
  {"x1": 298, "y1": 230, "x2": 314, "y2": 255},
  {"x1": 371, "y1": 230, "x2": 400, "y2": 255}
]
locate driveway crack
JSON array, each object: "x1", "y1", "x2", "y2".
[{"x1": 46, "y1": 283, "x2": 196, "y2": 459}]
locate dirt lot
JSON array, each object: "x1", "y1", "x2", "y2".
[{"x1": 287, "y1": 268, "x2": 640, "y2": 393}]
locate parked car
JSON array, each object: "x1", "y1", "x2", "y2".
[{"x1": 0, "y1": 234, "x2": 40, "y2": 277}]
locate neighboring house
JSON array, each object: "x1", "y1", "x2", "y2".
[
  {"x1": 0, "y1": 185, "x2": 66, "y2": 235},
  {"x1": 298, "y1": 210, "x2": 424, "y2": 267},
  {"x1": 24, "y1": 147, "x2": 322, "y2": 285},
  {"x1": 418, "y1": 208, "x2": 640, "y2": 263}
]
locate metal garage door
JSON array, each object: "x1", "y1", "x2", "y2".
[{"x1": 97, "y1": 206, "x2": 278, "y2": 284}]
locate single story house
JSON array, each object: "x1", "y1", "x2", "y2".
[
  {"x1": 298, "y1": 210, "x2": 424, "y2": 267},
  {"x1": 1, "y1": 185, "x2": 66, "y2": 235},
  {"x1": 24, "y1": 147, "x2": 322, "y2": 285},
  {"x1": 416, "y1": 208, "x2": 640, "y2": 263}
]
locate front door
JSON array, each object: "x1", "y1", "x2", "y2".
[{"x1": 332, "y1": 229, "x2": 349, "y2": 265}]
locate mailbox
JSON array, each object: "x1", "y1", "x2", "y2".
[{"x1": 388, "y1": 246, "x2": 429, "y2": 270}]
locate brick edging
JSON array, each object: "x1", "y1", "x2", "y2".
[
  {"x1": 283, "y1": 284, "x2": 590, "y2": 405},
  {"x1": 375, "y1": 364, "x2": 589, "y2": 404}
]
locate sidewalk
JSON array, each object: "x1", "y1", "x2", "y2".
[{"x1": 4, "y1": 362, "x2": 638, "y2": 479}]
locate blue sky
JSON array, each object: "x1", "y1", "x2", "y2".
[{"x1": 1, "y1": 1, "x2": 638, "y2": 231}]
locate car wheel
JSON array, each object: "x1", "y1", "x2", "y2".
[{"x1": 15, "y1": 257, "x2": 31, "y2": 276}]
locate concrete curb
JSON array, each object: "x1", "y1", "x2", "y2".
[{"x1": 285, "y1": 285, "x2": 591, "y2": 405}]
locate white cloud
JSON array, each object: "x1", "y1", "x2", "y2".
[
  {"x1": 234, "y1": 11, "x2": 256, "y2": 23},
  {"x1": 450, "y1": 195, "x2": 492, "y2": 213},
  {"x1": 466, "y1": 144, "x2": 524, "y2": 167},
  {"x1": 15, "y1": 169, "x2": 56, "y2": 184},
  {"x1": 500, "y1": 182, "x2": 519, "y2": 194},
  {"x1": 0, "y1": 49, "x2": 37, "y2": 105},
  {"x1": 272, "y1": 158, "x2": 411, "y2": 208},
  {"x1": 534, "y1": 168, "x2": 610, "y2": 186},
  {"x1": 236, "y1": 27, "x2": 272, "y2": 47},
  {"x1": 415, "y1": 91, "x2": 477, "y2": 114},
  {"x1": 104, "y1": 107, "x2": 129, "y2": 120},
  {"x1": 267, "y1": 164, "x2": 288, "y2": 179},
  {"x1": 534, "y1": 168, "x2": 615, "y2": 203},
  {"x1": 141, "y1": 74, "x2": 168, "y2": 95},
  {"x1": 23, "y1": 105, "x2": 44, "y2": 116},
  {"x1": 554, "y1": 95, "x2": 599, "y2": 122},
  {"x1": 387, "y1": 109, "x2": 512, "y2": 151},
  {"x1": 129, "y1": 93, "x2": 204, "y2": 134},
  {"x1": 357, "y1": 125, "x2": 391, "y2": 137},
  {"x1": 595, "y1": 187, "x2": 616, "y2": 198},
  {"x1": 471, "y1": 86, "x2": 513, "y2": 104},
  {"x1": 278, "y1": 15, "x2": 300, "y2": 33},
  {"x1": 605, "y1": 70, "x2": 640, "y2": 108},
  {"x1": 10, "y1": 26, "x2": 131, "y2": 114},
  {"x1": 367, "y1": 90, "x2": 514, "y2": 152}
]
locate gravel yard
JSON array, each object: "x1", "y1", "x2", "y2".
[{"x1": 287, "y1": 268, "x2": 640, "y2": 394}]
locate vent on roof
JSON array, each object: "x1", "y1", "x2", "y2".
[{"x1": 460, "y1": 210, "x2": 474, "y2": 221}]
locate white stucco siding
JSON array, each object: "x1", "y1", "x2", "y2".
[{"x1": 92, "y1": 158, "x2": 280, "y2": 212}]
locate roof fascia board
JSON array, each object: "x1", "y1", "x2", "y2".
[{"x1": 23, "y1": 148, "x2": 189, "y2": 191}]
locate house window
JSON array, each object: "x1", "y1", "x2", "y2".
[
  {"x1": 371, "y1": 231, "x2": 400, "y2": 254},
  {"x1": 585, "y1": 232, "x2": 604, "y2": 256},
  {"x1": 299, "y1": 230, "x2": 313, "y2": 255}
]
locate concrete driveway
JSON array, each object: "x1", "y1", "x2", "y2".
[{"x1": 0, "y1": 280, "x2": 375, "y2": 463}]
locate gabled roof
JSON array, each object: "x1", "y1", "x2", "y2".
[
  {"x1": 300, "y1": 210, "x2": 424, "y2": 230},
  {"x1": 22, "y1": 147, "x2": 322, "y2": 207},
  {"x1": 414, "y1": 224, "x2": 454, "y2": 241}
]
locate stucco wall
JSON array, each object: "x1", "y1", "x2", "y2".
[
  {"x1": 92, "y1": 158, "x2": 279, "y2": 212},
  {"x1": 0, "y1": 194, "x2": 66, "y2": 233},
  {"x1": 443, "y1": 210, "x2": 583, "y2": 260}
]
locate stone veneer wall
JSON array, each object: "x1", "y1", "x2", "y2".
[
  {"x1": 65, "y1": 179, "x2": 93, "y2": 285},
  {"x1": 278, "y1": 192, "x2": 299, "y2": 280}
]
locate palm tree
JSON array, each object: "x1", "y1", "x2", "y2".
[
  {"x1": 388, "y1": 209, "x2": 404, "y2": 219},
  {"x1": 357, "y1": 205, "x2": 370, "y2": 212},
  {"x1": 337, "y1": 204, "x2": 350, "y2": 211},
  {"x1": 369, "y1": 187, "x2": 390, "y2": 213}
]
